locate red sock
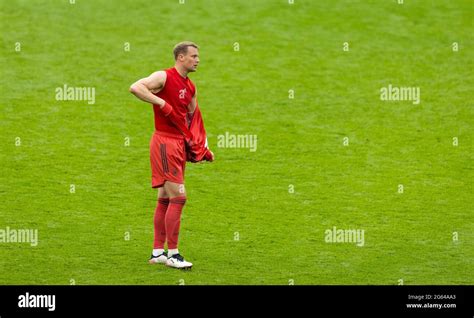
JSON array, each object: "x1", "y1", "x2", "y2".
[
  {"x1": 165, "y1": 196, "x2": 187, "y2": 249},
  {"x1": 153, "y1": 197, "x2": 169, "y2": 249}
]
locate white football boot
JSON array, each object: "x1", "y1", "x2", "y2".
[
  {"x1": 166, "y1": 253, "x2": 193, "y2": 269},
  {"x1": 149, "y1": 251, "x2": 168, "y2": 264}
]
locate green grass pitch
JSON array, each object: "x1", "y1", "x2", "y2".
[{"x1": 0, "y1": 0, "x2": 472, "y2": 285}]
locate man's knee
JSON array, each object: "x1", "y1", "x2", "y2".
[
  {"x1": 164, "y1": 181, "x2": 186, "y2": 198},
  {"x1": 158, "y1": 187, "x2": 169, "y2": 199}
]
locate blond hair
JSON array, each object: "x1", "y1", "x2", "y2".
[{"x1": 173, "y1": 41, "x2": 199, "y2": 60}]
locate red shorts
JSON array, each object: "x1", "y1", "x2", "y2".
[{"x1": 150, "y1": 132, "x2": 186, "y2": 188}]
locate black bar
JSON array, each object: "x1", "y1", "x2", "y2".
[{"x1": 0, "y1": 285, "x2": 472, "y2": 316}]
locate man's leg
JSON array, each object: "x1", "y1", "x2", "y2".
[
  {"x1": 163, "y1": 181, "x2": 192, "y2": 269},
  {"x1": 149, "y1": 187, "x2": 169, "y2": 264}
]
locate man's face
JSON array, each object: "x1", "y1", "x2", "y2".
[{"x1": 179, "y1": 46, "x2": 199, "y2": 72}]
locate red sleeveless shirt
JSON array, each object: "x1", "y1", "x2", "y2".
[{"x1": 153, "y1": 67, "x2": 196, "y2": 137}]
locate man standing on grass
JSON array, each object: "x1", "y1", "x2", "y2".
[{"x1": 129, "y1": 42, "x2": 214, "y2": 269}]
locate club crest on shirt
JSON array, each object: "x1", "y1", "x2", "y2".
[{"x1": 179, "y1": 88, "x2": 187, "y2": 99}]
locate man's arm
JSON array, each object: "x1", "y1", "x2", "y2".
[
  {"x1": 129, "y1": 71, "x2": 167, "y2": 107},
  {"x1": 186, "y1": 90, "x2": 197, "y2": 126},
  {"x1": 185, "y1": 91, "x2": 214, "y2": 162},
  {"x1": 187, "y1": 89, "x2": 197, "y2": 114}
]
